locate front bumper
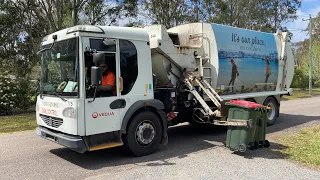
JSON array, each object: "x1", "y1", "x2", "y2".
[{"x1": 36, "y1": 126, "x2": 88, "y2": 153}]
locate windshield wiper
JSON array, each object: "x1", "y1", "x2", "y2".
[
  {"x1": 37, "y1": 43, "x2": 54, "y2": 55},
  {"x1": 53, "y1": 92, "x2": 67, "y2": 102}
]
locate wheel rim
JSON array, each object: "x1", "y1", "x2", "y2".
[
  {"x1": 267, "y1": 102, "x2": 276, "y2": 121},
  {"x1": 135, "y1": 120, "x2": 156, "y2": 146}
]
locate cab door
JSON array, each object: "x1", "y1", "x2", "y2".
[
  {"x1": 83, "y1": 37, "x2": 122, "y2": 135},
  {"x1": 117, "y1": 39, "x2": 154, "y2": 123}
]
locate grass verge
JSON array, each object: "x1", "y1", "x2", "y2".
[
  {"x1": 0, "y1": 112, "x2": 37, "y2": 134},
  {"x1": 278, "y1": 126, "x2": 320, "y2": 168},
  {"x1": 282, "y1": 88, "x2": 320, "y2": 101}
]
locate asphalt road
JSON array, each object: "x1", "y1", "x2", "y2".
[{"x1": 1, "y1": 97, "x2": 320, "y2": 180}]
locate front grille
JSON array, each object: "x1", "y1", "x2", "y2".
[{"x1": 40, "y1": 114, "x2": 63, "y2": 128}]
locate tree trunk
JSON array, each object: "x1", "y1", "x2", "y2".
[
  {"x1": 55, "y1": 0, "x2": 62, "y2": 30},
  {"x1": 72, "y1": 0, "x2": 77, "y2": 26}
]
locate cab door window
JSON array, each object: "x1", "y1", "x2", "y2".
[{"x1": 85, "y1": 38, "x2": 117, "y2": 98}]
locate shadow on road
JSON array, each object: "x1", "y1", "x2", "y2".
[
  {"x1": 50, "y1": 124, "x2": 227, "y2": 170},
  {"x1": 236, "y1": 142, "x2": 289, "y2": 160},
  {"x1": 267, "y1": 113, "x2": 320, "y2": 134},
  {"x1": 50, "y1": 113, "x2": 319, "y2": 170}
]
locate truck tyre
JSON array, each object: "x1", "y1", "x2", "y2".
[
  {"x1": 263, "y1": 97, "x2": 279, "y2": 126},
  {"x1": 123, "y1": 111, "x2": 163, "y2": 157}
]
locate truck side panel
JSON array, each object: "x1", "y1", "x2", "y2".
[{"x1": 211, "y1": 23, "x2": 280, "y2": 95}]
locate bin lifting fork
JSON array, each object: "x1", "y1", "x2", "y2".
[
  {"x1": 183, "y1": 73, "x2": 252, "y2": 127},
  {"x1": 183, "y1": 73, "x2": 222, "y2": 117}
]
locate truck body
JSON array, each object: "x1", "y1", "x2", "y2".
[{"x1": 35, "y1": 23, "x2": 294, "y2": 156}]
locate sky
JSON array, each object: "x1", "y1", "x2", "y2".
[{"x1": 283, "y1": 0, "x2": 320, "y2": 43}]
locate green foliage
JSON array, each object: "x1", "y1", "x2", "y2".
[
  {"x1": 291, "y1": 68, "x2": 309, "y2": 89},
  {"x1": 310, "y1": 40, "x2": 320, "y2": 84},
  {"x1": 200, "y1": 0, "x2": 301, "y2": 32},
  {"x1": 14, "y1": 78, "x2": 39, "y2": 110},
  {"x1": 0, "y1": 71, "x2": 39, "y2": 115},
  {"x1": 138, "y1": 0, "x2": 300, "y2": 40},
  {"x1": 292, "y1": 27, "x2": 320, "y2": 88},
  {"x1": 0, "y1": 72, "x2": 19, "y2": 115},
  {"x1": 0, "y1": 0, "x2": 46, "y2": 78},
  {"x1": 125, "y1": 20, "x2": 145, "y2": 27},
  {"x1": 141, "y1": 0, "x2": 194, "y2": 29},
  {"x1": 305, "y1": 12, "x2": 320, "y2": 42},
  {"x1": 292, "y1": 11, "x2": 320, "y2": 88},
  {"x1": 81, "y1": 0, "x2": 139, "y2": 25}
]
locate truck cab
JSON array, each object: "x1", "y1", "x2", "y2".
[{"x1": 36, "y1": 25, "x2": 168, "y2": 156}]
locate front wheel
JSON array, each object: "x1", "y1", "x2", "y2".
[
  {"x1": 263, "y1": 97, "x2": 279, "y2": 126},
  {"x1": 123, "y1": 111, "x2": 163, "y2": 157}
]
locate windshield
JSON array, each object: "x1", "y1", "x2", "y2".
[{"x1": 40, "y1": 37, "x2": 79, "y2": 97}]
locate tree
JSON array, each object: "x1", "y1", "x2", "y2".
[
  {"x1": 269, "y1": 0, "x2": 301, "y2": 32},
  {"x1": 140, "y1": 0, "x2": 195, "y2": 29},
  {"x1": 293, "y1": 40, "x2": 309, "y2": 68},
  {"x1": 199, "y1": 0, "x2": 300, "y2": 34},
  {"x1": 80, "y1": 0, "x2": 139, "y2": 26},
  {"x1": 305, "y1": 12, "x2": 320, "y2": 42},
  {"x1": 0, "y1": 0, "x2": 140, "y2": 77},
  {"x1": 0, "y1": 0, "x2": 47, "y2": 78}
]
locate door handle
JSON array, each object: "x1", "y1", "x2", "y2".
[
  {"x1": 119, "y1": 77, "x2": 123, "y2": 92},
  {"x1": 110, "y1": 99, "x2": 126, "y2": 109}
]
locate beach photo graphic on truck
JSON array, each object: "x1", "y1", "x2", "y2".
[{"x1": 212, "y1": 23, "x2": 279, "y2": 95}]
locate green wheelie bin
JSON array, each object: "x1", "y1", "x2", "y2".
[
  {"x1": 224, "y1": 100, "x2": 270, "y2": 152},
  {"x1": 254, "y1": 107, "x2": 271, "y2": 148}
]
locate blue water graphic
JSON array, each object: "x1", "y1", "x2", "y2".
[{"x1": 217, "y1": 57, "x2": 278, "y2": 87}]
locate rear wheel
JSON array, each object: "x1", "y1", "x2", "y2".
[
  {"x1": 263, "y1": 97, "x2": 279, "y2": 126},
  {"x1": 123, "y1": 111, "x2": 163, "y2": 157}
]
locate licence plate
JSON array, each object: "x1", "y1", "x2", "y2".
[{"x1": 36, "y1": 129, "x2": 41, "y2": 136}]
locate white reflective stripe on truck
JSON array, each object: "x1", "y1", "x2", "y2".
[{"x1": 210, "y1": 90, "x2": 290, "y2": 101}]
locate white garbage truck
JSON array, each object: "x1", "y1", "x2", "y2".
[{"x1": 35, "y1": 22, "x2": 294, "y2": 156}]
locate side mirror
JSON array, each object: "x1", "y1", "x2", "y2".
[
  {"x1": 93, "y1": 52, "x2": 105, "y2": 64},
  {"x1": 91, "y1": 66, "x2": 102, "y2": 86}
]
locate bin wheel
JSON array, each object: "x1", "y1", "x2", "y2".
[
  {"x1": 264, "y1": 140, "x2": 270, "y2": 148},
  {"x1": 254, "y1": 141, "x2": 259, "y2": 149},
  {"x1": 249, "y1": 142, "x2": 255, "y2": 150},
  {"x1": 239, "y1": 144, "x2": 247, "y2": 152}
]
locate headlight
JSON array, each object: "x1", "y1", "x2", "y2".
[{"x1": 62, "y1": 107, "x2": 76, "y2": 118}]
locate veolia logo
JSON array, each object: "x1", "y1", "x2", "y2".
[
  {"x1": 92, "y1": 112, "x2": 98, "y2": 118},
  {"x1": 92, "y1": 112, "x2": 114, "y2": 118}
]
